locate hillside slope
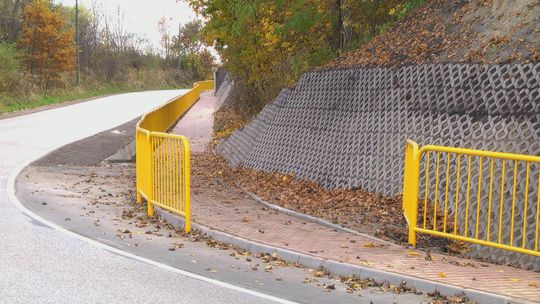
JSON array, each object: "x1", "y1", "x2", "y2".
[{"x1": 326, "y1": 0, "x2": 540, "y2": 68}]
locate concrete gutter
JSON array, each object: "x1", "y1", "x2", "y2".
[{"x1": 155, "y1": 206, "x2": 534, "y2": 304}]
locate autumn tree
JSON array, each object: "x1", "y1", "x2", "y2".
[
  {"x1": 175, "y1": 20, "x2": 204, "y2": 56},
  {"x1": 0, "y1": 0, "x2": 31, "y2": 41},
  {"x1": 188, "y1": 0, "x2": 335, "y2": 113},
  {"x1": 19, "y1": 0, "x2": 75, "y2": 92},
  {"x1": 0, "y1": 41, "x2": 21, "y2": 91},
  {"x1": 158, "y1": 17, "x2": 172, "y2": 60},
  {"x1": 187, "y1": 0, "x2": 426, "y2": 115},
  {"x1": 60, "y1": 4, "x2": 100, "y2": 77},
  {"x1": 169, "y1": 19, "x2": 214, "y2": 80}
]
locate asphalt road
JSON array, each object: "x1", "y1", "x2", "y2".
[{"x1": 0, "y1": 90, "x2": 286, "y2": 304}]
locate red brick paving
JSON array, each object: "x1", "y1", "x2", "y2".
[
  {"x1": 171, "y1": 91, "x2": 217, "y2": 152},
  {"x1": 191, "y1": 189, "x2": 540, "y2": 302}
]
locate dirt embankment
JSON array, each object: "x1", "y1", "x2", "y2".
[{"x1": 326, "y1": 0, "x2": 540, "y2": 68}]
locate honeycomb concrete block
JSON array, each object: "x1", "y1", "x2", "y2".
[{"x1": 217, "y1": 63, "x2": 540, "y2": 269}]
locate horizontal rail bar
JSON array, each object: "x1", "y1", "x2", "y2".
[
  {"x1": 419, "y1": 145, "x2": 540, "y2": 163},
  {"x1": 149, "y1": 199, "x2": 187, "y2": 217},
  {"x1": 149, "y1": 131, "x2": 189, "y2": 141},
  {"x1": 414, "y1": 227, "x2": 540, "y2": 257}
]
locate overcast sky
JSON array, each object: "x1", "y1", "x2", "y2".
[{"x1": 55, "y1": 0, "x2": 197, "y2": 51}]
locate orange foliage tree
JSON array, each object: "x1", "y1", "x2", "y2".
[{"x1": 19, "y1": 0, "x2": 75, "y2": 92}]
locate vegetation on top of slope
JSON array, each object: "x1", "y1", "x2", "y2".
[
  {"x1": 326, "y1": 0, "x2": 540, "y2": 68},
  {"x1": 189, "y1": 0, "x2": 428, "y2": 118}
]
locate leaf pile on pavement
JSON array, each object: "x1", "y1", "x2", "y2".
[
  {"x1": 192, "y1": 151, "x2": 462, "y2": 252},
  {"x1": 428, "y1": 291, "x2": 477, "y2": 304},
  {"x1": 191, "y1": 152, "x2": 408, "y2": 242},
  {"x1": 213, "y1": 101, "x2": 249, "y2": 140},
  {"x1": 339, "y1": 276, "x2": 419, "y2": 295}
]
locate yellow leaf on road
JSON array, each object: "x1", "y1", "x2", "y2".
[
  {"x1": 407, "y1": 251, "x2": 420, "y2": 256},
  {"x1": 438, "y1": 272, "x2": 448, "y2": 278},
  {"x1": 308, "y1": 269, "x2": 325, "y2": 277},
  {"x1": 359, "y1": 260, "x2": 371, "y2": 266}
]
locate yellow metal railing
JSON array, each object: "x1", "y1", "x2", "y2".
[
  {"x1": 403, "y1": 140, "x2": 540, "y2": 257},
  {"x1": 136, "y1": 80, "x2": 213, "y2": 232}
]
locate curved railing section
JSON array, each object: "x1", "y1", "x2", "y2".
[
  {"x1": 403, "y1": 140, "x2": 540, "y2": 257},
  {"x1": 136, "y1": 80, "x2": 213, "y2": 232}
]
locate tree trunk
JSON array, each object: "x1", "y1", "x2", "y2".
[
  {"x1": 44, "y1": 75, "x2": 50, "y2": 97},
  {"x1": 331, "y1": 0, "x2": 343, "y2": 51}
]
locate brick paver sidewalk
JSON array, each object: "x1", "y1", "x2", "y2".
[
  {"x1": 173, "y1": 92, "x2": 540, "y2": 303},
  {"x1": 171, "y1": 91, "x2": 217, "y2": 153},
  {"x1": 190, "y1": 186, "x2": 540, "y2": 302}
]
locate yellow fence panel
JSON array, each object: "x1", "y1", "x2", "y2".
[
  {"x1": 135, "y1": 80, "x2": 213, "y2": 232},
  {"x1": 148, "y1": 133, "x2": 191, "y2": 232},
  {"x1": 403, "y1": 140, "x2": 540, "y2": 257}
]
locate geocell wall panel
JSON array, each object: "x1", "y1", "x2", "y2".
[{"x1": 217, "y1": 63, "x2": 540, "y2": 269}]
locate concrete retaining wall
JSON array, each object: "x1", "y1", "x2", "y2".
[{"x1": 217, "y1": 63, "x2": 540, "y2": 269}]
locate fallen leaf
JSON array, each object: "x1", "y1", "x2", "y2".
[
  {"x1": 309, "y1": 269, "x2": 326, "y2": 277},
  {"x1": 322, "y1": 283, "x2": 335, "y2": 291}
]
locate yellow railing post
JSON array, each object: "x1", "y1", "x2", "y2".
[
  {"x1": 183, "y1": 139, "x2": 191, "y2": 232},
  {"x1": 403, "y1": 140, "x2": 420, "y2": 246},
  {"x1": 136, "y1": 130, "x2": 142, "y2": 204},
  {"x1": 147, "y1": 134, "x2": 154, "y2": 217}
]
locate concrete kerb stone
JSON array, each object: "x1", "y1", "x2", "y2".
[
  {"x1": 153, "y1": 206, "x2": 530, "y2": 304},
  {"x1": 103, "y1": 141, "x2": 136, "y2": 163},
  {"x1": 464, "y1": 289, "x2": 534, "y2": 304}
]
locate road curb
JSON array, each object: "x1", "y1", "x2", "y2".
[
  {"x1": 155, "y1": 206, "x2": 533, "y2": 304},
  {"x1": 103, "y1": 141, "x2": 135, "y2": 163}
]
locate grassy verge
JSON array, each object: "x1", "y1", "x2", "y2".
[{"x1": 0, "y1": 84, "x2": 185, "y2": 115}]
